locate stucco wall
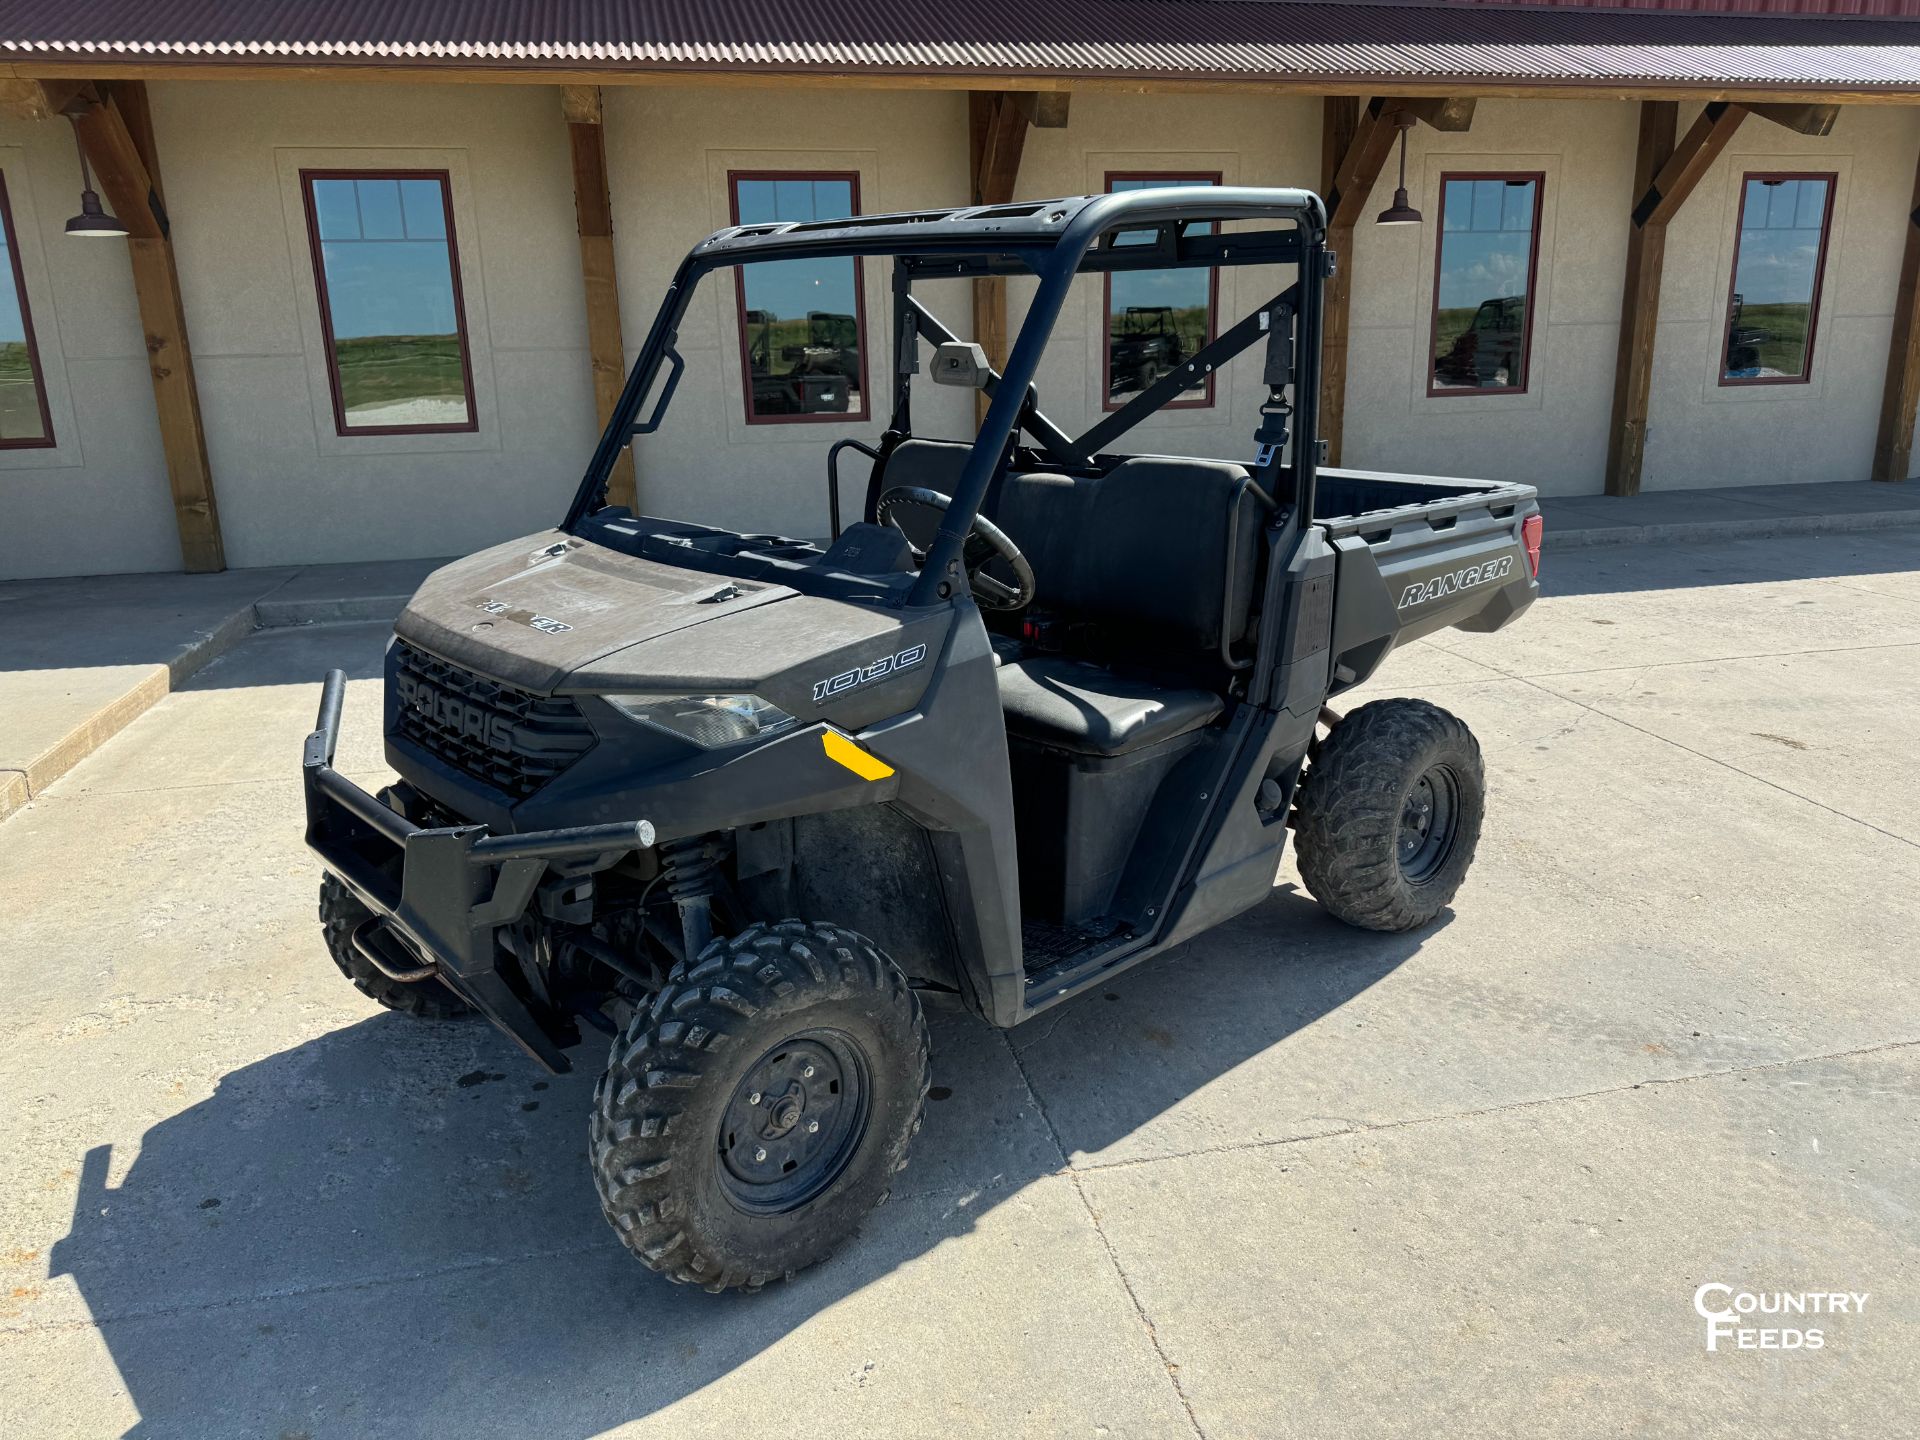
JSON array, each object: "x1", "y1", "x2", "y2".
[
  {"x1": 0, "y1": 117, "x2": 178, "y2": 580},
  {"x1": 1645, "y1": 102, "x2": 1920, "y2": 490},
  {"x1": 606, "y1": 84, "x2": 978, "y2": 539},
  {"x1": 1340, "y1": 97, "x2": 1920, "y2": 494},
  {"x1": 2, "y1": 84, "x2": 1915, "y2": 582},
  {"x1": 151, "y1": 80, "x2": 601, "y2": 570}
]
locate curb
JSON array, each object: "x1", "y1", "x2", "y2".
[
  {"x1": 0, "y1": 606, "x2": 263, "y2": 824},
  {"x1": 1543, "y1": 506, "x2": 1920, "y2": 550},
  {"x1": 0, "y1": 586, "x2": 415, "y2": 822}
]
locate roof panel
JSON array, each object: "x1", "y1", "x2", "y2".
[{"x1": 3, "y1": 0, "x2": 1920, "y2": 90}]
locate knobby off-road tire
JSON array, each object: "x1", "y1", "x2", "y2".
[
  {"x1": 1293, "y1": 698, "x2": 1485, "y2": 933},
  {"x1": 591, "y1": 920, "x2": 931, "y2": 1293},
  {"x1": 318, "y1": 874, "x2": 472, "y2": 1019}
]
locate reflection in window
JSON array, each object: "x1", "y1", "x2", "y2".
[
  {"x1": 0, "y1": 173, "x2": 53, "y2": 448},
  {"x1": 1723, "y1": 175, "x2": 1833, "y2": 384},
  {"x1": 303, "y1": 172, "x2": 475, "y2": 433},
  {"x1": 1105, "y1": 174, "x2": 1218, "y2": 408},
  {"x1": 1430, "y1": 175, "x2": 1542, "y2": 394},
  {"x1": 730, "y1": 174, "x2": 866, "y2": 423}
]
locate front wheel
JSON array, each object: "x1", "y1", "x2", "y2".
[
  {"x1": 590, "y1": 921, "x2": 930, "y2": 1292},
  {"x1": 1292, "y1": 698, "x2": 1485, "y2": 932}
]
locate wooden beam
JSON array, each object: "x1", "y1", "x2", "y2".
[
  {"x1": 969, "y1": 91, "x2": 1037, "y2": 425},
  {"x1": 1638, "y1": 100, "x2": 1747, "y2": 228},
  {"x1": 1872, "y1": 147, "x2": 1920, "y2": 483},
  {"x1": 1605, "y1": 103, "x2": 1678, "y2": 501},
  {"x1": 0, "y1": 77, "x2": 90, "y2": 119},
  {"x1": 1398, "y1": 96, "x2": 1477, "y2": 132},
  {"x1": 1326, "y1": 98, "x2": 1399, "y2": 231},
  {"x1": 70, "y1": 90, "x2": 224, "y2": 571},
  {"x1": 1011, "y1": 91, "x2": 1071, "y2": 128},
  {"x1": 1319, "y1": 97, "x2": 1360, "y2": 469},
  {"x1": 104, "y1": 80, "x2": 164, "y2": 205},
  {"x1": 1606, "y1": 102, "x2": 1745, "y2": 497},
  {"x1": 564, "y1": 85, "x2": 635, "y2": 510},
  {"x1": 1747, "y1": 102, "x2": 1840, "y2": 137}
]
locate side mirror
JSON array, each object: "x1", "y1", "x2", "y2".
[{"x1": 931, "y1": 341, "x2": 991, "y2": 390}]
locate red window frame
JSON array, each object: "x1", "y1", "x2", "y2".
[
  {"x1": 299, "y1": 168, "x2": 479, "y2": 436},
  {"x1": 1101, "y1": 170, "x2": 1222, "y2": 412},
  {"x1": 1719, "y1": 171, "x2": 1836, "y2": 389},
  {"x1": 0, "y1": 171, "x2": 55, "y2": 450},
  {"x1": 1426, "y1": 171, "x2": 1545, "y2": 399},
  {"x1": 727, "y1": 170, "x2": 870, "y2": 426}
]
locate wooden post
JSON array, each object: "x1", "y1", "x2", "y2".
[
  {"x1": 1319, "y1": 98, "x2": 1402, "y2": 468},
  {"x1": 1605, "y1": 101, "x2": 1746, "y2": 497},
  {"x1": 967, "y1": 91, "x2": 1067, "y2": 426},
  {"x1": 1319, "y1": 97, "x2": 1360, "y2": 468},
  {"x1": 69, "y1": 85, "x2": 225, "y2": 572},
  {"x1": 562, "y1": 84, "x2": 635, "y2": 510},
  {"x1": 1872, "y1": 143, "x2": 1920, "y2": 483}
]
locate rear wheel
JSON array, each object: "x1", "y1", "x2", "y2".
[
  {"x1": 1292, "y1": 698, "x2": 1485, "y2": 932},
  {"x1": 317, "y1": 874, "x2": 472, "y2": 1019},
  {"x1": 590, "y1": 920, "x2": 930, "y2": 1292}
]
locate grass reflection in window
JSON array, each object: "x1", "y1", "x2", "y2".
[
  {"x1": 1722, "y1": 175, "x2": 1834, "y2": 385},
  {"x1": 1429, "y1": 174, "x2": 1542, "y2": 396},
  {"x1": 302, "y1": 171, "x2": 476, "y2": 434}
]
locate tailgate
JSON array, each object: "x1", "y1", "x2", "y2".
[{"x1": 1317, "y1": 469, "x2": 1541, "y2": 683}]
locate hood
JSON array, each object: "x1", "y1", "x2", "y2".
[{"x1": 394, "y1": 530, "x2": 795, "y2": 694}]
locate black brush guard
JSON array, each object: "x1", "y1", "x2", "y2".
[{"x1": 302, "y1": 668, "x2": 652, "y2": 1071}]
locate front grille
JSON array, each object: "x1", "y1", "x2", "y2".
[{"x1": 391, "y1": 640, "x2": 595, "y2": 800}]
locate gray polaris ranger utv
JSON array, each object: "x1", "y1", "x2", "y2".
[{"x1": 303, "y1": 187, "x2": 1542, "y2": 1292}]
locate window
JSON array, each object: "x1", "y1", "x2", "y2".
[
  {"x1": 1429, "y1": 173, "x2": 1543, "y2": 396},
  {"x1": 1722, "y1": 173, "x2": 1834, "y2": 386},
  {"x1": 728, "y1": 173, "x2": 867, "y2": 424},
  {"x1": 0, "y1": 172, "x2": 53, "y2": 448},
  {"x1": 301, "y1": 170, "x2": 476, "y2": 434},
  {"x1": 1104, "y1": 172, "x2": 1220, "y2": 409}
]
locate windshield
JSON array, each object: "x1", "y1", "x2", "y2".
[{"x1": 564, "y1": 187, "x2": 1327, "y2": 607}]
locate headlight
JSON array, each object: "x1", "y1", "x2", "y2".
[{"x1": 604, "y1": 693, "x2": 797, "y2": 749}]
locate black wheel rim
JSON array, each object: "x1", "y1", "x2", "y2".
[
  {"x1": 717, "y1": 1029, "x2": 871, "y2": 1215},
  {"x1": 1398, "y1": 763, "x2": 1461, "y2": 884}
]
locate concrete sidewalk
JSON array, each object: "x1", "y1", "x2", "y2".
[
  {"x1": 0, "y1": 558, "x2": 447, "y2": 821},
  {"x1": 2, "y1": 478, "x2": 1915, "y2": 823},
  {"x1": 1540, "y1": 478, "x2": 1920, "y2": 547}
]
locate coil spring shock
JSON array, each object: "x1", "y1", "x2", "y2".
[{"x1": 660, "y1": 834, "x2": 721, "y2": 962}]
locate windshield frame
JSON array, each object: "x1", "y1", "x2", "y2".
[{"x1": 564, "y1": 186, "x2": 1330, "y2": 607}]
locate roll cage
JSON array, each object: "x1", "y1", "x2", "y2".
[{"x1": 563, "y1": 186, "x2": 1332, "y2": 608}]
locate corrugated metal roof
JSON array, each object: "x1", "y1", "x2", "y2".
[{"x1": 5, "y1": 0, "x2": 1920, "y2": 91}]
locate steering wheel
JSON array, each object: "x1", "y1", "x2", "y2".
[{"x1": 874, "y1": 485, "x2": 1037, "y2": 611}]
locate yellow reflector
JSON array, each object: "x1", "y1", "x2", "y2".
[{"x1": 822, "y1": 730, "x2": 894, "y2": 782}]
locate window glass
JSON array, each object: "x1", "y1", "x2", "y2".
[
  {"x1": 1723, "y1": 175, "x2": 1833, "y2": 383},
  {"x1": 0, "y1": 174, "x2": 52, "y2": 447},
  {"x1": 303, "y1": 172, "x2": 475, "y2": 433},
  {"x1": 1430, "y1": 175, "x2": 1541, "y2": 394},
  {"x1": 1106, "y1": 174, "x2": 1218, "y2": 407},
  {"x1": 730, "y1": 174, "x2": 866, "y2": 422}
]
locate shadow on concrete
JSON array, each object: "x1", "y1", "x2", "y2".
[{"x1": 47, "y1": 885, "x2": 1431, "y2": 1437}]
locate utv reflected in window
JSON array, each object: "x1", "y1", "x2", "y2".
[
  {"x1": 1433, "y1": 295, "x2": 1527, "y2": 390},
  {"x1": 1428, "y1": 173, "x2": 1542, "y2": 396},
  {"x1": 743, "y1": 308, "x2": 852, "y2": 416}
]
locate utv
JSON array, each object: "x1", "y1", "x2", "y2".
[
  {"x1": 1108, "y1": 304, "x2": 1186, "y2": 394},
  {"x1": 304, "y1": 187, "x2": 1542, "y2": 1292}
]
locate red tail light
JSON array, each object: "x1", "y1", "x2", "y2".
[{"x1": 1521, "y1": 513, "x2": 1544, "y2": 578}]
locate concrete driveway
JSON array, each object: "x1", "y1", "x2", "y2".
[{"x1": 0, "y1": 531, "x2": 1914, "y2": 1439}]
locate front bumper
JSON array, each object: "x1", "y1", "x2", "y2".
[{"x1": 302, "y1": 668, "x2": 652, "y2": 1071}]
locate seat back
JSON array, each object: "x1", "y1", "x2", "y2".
[{"x1": 994, "y1": 456, "x2": 1263, "y2": 656}]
